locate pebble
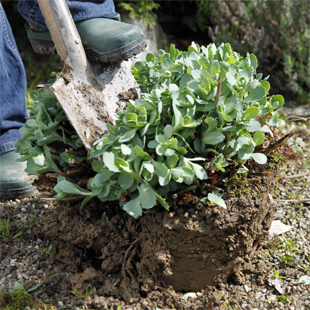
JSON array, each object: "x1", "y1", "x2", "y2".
[{"x1": 244, "y1": 284, "x2": 251, "y2": 292}]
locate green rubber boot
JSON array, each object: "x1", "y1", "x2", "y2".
[
  {"x1": 0, "y1": 151, "x2": 34, "y2": 200},
  {"x1": 26, "y1": 18, "x2": 146, "y2": 63}
]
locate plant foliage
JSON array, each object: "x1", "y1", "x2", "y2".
[
  {"x1": 15, "y1": 43, "x2": 287, "y2": 218},
  {"x1": 118, "y1": 0, "x2": 160, "y2": 28},
  {"x1": 14, "y1": 87, "x2": 91, "y2": 190}
]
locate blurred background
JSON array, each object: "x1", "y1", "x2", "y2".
[{"x1": 2, "y1": 0, "x2": 310, "y2": 110}]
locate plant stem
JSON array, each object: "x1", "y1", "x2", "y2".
[
  {"x1": 130, "y1": 171, "x2": 144, "y2": 183},
  {"x1": 223, "y1": 133, "x2": 231, "y2": 157},
  {"x1": 174, "y1": 133, "x2": 195, "y2": 153},
  {"x1": 279, "y1": 171, "x2": 308, "y2": 179},
  {"x1": 214, "y1": 77, "x2": 222, "y2": 111}
]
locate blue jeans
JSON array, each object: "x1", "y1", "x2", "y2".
[
  {"x1": 0, "y1": 1, "x2": 119, "y2": 155},
  {"x1": 0, "y1": 3, "x2": 28, "y2": 155},
  {"x1": 18, "y1": 0, "x2": 120, "y2": 31}
]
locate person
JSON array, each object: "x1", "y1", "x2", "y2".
[{"x1": 0, "y1": 0, "x2": 146, "y2": 200}]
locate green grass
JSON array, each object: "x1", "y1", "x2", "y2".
[
  {"x1": 0, "y1": 217, "x2": 35, "y2": 239},
  {"x1": 0, "y1": 283, "x2": 55, "y2": 310}
]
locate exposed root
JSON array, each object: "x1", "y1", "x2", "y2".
[{"x1": 121, "y1": 237, "x2": 142, "y2": 283}]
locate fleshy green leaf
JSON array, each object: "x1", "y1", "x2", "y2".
[
  {"x1": 103, "y1": 152, "x2": 119, "y2": 172},
  {"x1": 208, "y1": 192, "x2": 226, "y2": 209},
  {"x1": 54, "y1": 179, "x2": 92, "y2": 197},
  {"x1": 134, "y1": 145, "x2": 153, "y2": 160},
  {"x1": 119, "y1": 173, "x2": 135, "y2": 189},
  {"x1": 167, "y1": 154, "x2": 179, "y2": 168},
  {"x1": 189, "y1": 161, "x2": 208, "y2": 180},
  {"x1": 81, "y1": 195, "x2": 95, "y2": 210},
  {"x1": 119, "y1": 128, "x2": 138, "y2": 142},
  {"x1": 253, "y1": 131, "x2": 265, "y2": 146},
  {"x1": 123, "y1": 195, "x2": 142, "y2": 218},
  {"x1": 115, "y1": 158, "x2": 132, "y2": 173},
  {"x1": 243, "y1": 107, "x2": 260, "y2": 119},
  {"x1": 270, "y1": 95, "x2": 284, "y2": 110},
  {"x1": 202, "y1": 131, "x2": 225, "y2": 145},
  {"x1": 121, "y1": 144, "x2": 131, "y2": 155},
  {"x1": 11, "y1": 283, "x2": 25, "y2": 292},
  {"x1": 33, "y1": 154, "x2": 45, "y2": 166},
  {"x1": 250, "y1": 54, "x2": 258, "y2": 70},
  {"x1": 268, "y1": 112, "x2": 279, "y2": 126},
  {"x1": 251, "y1": 153, "x2": 267, "y2": 164},
  {"x1": 243, "y1": 87, "x2": 266, "y2": 103},
  {"x1": 139, "y1": 183, "x2": 156, "y2": 209},
  {"x1": 204, "y1": 117, "x2": 218, "y2": 133},
  {"x1": 164, "y1": 124, "x2": 173, "y2": 139}
]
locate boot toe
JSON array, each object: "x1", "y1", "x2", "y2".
[{"x1": 0, "y1": 151, "x2": 35, "y2": 200}]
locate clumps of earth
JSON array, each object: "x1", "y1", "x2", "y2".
[{"x1": 32, "y1": 158, "x2": 280, "y2": 309}]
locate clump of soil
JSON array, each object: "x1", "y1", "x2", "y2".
[{"x1": 33, "y1": 160, "x2": 279, "y2": 309}]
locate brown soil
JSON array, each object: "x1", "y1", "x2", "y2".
[{"x1": 33, "y1": 160, "x2": 279, "y2": 309}]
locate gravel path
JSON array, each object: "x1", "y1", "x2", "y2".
[{"x1": 0, "y1": 121, "x2": 309, "y2": 310}]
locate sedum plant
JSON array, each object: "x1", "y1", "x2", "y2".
[{"x1": 15, "y1": 43, "x2": 287, "y2": 218}]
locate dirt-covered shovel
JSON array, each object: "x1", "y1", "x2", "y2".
[{"x1": 37, "y1": 0, "x2": 140, "y2": 150}]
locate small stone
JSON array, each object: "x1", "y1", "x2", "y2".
[
  {"x1": 22, "y1": 273, "x2": 29, "y2": 280},
  {"x1": 129, "y1": 298, "x2": 138, "y2": 304},
  {"x1": 11, "y1": 271, "x2": 17, "y2": 279},
  {"x1": 29, "y1": 258, "x2": 36, "y2": 265},
  {"x1": 255, "y1": 291, "x2": 262, "y2": 299},
  {"x1": 9, "y1": 248, "x2": 19, "y2": 256}
]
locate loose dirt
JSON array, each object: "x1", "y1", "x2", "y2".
[{"x1": 31, "y1": 160, "x2": 279, "y2": 309}]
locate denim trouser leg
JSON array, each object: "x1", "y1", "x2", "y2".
[
  {"x1": 0, "y1": 3, "x2": 29, "y2": 155},
  {"x1": 0, "y1": 1, "x2": 120, "y2": 155},
  {"x1": 18, "y1": 0, "x2": 120, "y2": 31}
]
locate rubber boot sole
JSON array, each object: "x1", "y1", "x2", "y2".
[
  {"x1": 29, "y1": 35, "x2": 146, "y2": 63},
  {"x1": 0, "y1": 186, "x2": 35, "y2": 201}
]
